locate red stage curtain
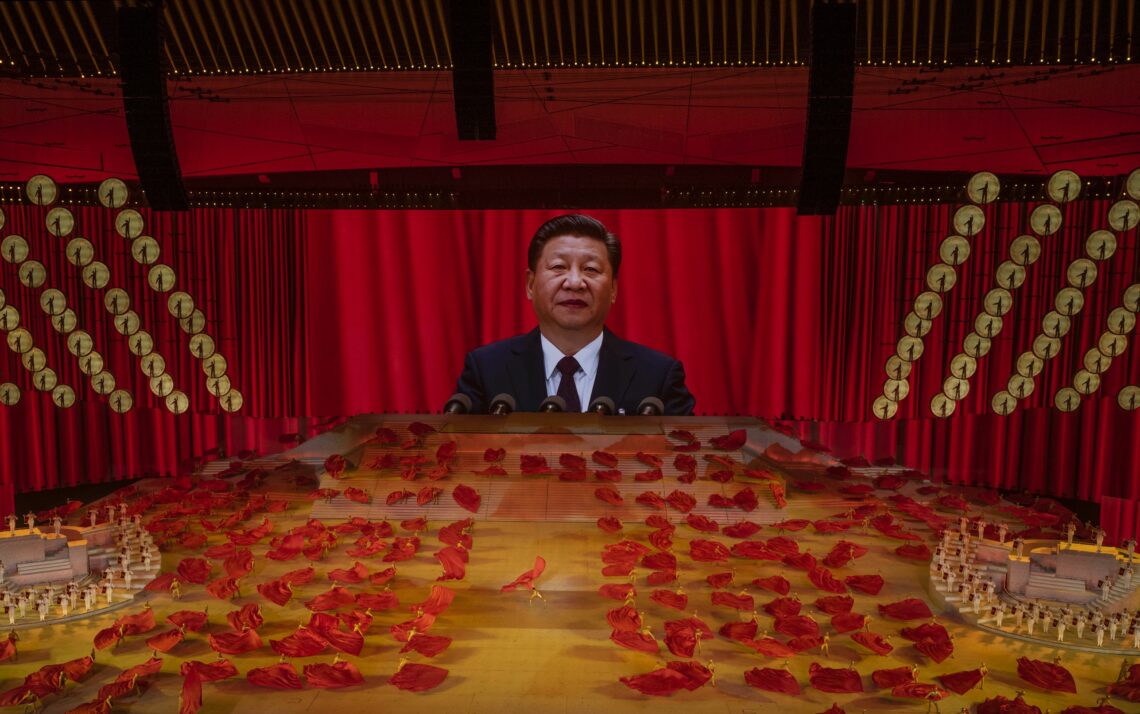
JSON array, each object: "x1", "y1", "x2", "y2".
[
  {"x1": 1100, "y1": 496, "x2": 1140, "y2": 546},
  {"x1": 2, "y1": 203, "x2": 1137, "y2": 511},
  {"x1": 0, "y1": 204, "x2": 314, "y2": 512}
]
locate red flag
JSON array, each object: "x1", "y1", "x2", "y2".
[
  {"x1": 246, "y1": 662, "x2": 303, "y2": 690},
  {"x1": 414, "y1": 585, "x2": 456, "y2": 615},
  {"x1": 207, "y1": 629, "x2": 263, "y2": 655},
  {"x1": 937, "y1": 668, "x2": 984, "y2": 694},
  {"x1": 93, "y1": 626, "x2": 124, "y2": 651},
  {"x1": 0, "y1": 637, "x2": 16, "y2": 664},
  {"x1": 1016, "y1": 657, "x2": 1077, "y2": 693},
  {"x1": 304, "y1": 661, "x2": 364, "y2": 689},
  {"x1": 607, "y1": 605, "x2": 642, "y2": 632},
  {"x1": 400, "y1": 633, "x2": 452, "y2": 657},
  {"x1": 650, "y1": 589, "x2": 688, "y2": 610},
  {"x1": 270, "y1": 628, "x2": 328, "y2": 658},
  {"x1": 872, "y1": 667, "x2": 916, "y2": 688},
  {"x1": 621, "y1": 661, "x2": 712, "y2": 696},
  {"x1": 878, "y1": 598, "x2": 933, "y2": 621},
  {"x1": 452, "y1": 484, "x2": 481, "y2": 513},
  {"x1": 599, "y1": 583, "x2": 634, "y2": 601},
  {"x1": 225, "y1": 603, "x2": 263, "y2": 632},
  {"x1": 710, "y1": 429, "x2": 746, "y2": 449},
  {"x1": 146, "y1": 628, "x2": 185, "y2": 653},
  {"x1": 176, "y1": 558, "x2": 213, "y2": 584},
  {"x1": 388, "y1": 663, "x2": 449, "y2": 692},
  {"x1": 689, "y1": 539, "x2": 730, "y2": 562},
  {"x1": 596, "y1": 516, "x2": 623, "y2": 533},
  {"x1": 501, "y1": 556, "x2": 546, "y2": 592},
  {"x1": 592, "y1": 450, "x2": 619, "y2": 467},
  {"x1": 808, "y1": 663, "x2": 863, "y2": 693},
  {"x1": 814, "y1": 595, "x2": 854, "y2": 615},
  {"x1": 595, "y1": 487, "x2": 624, "y2": 505},
  {"x1": 328, "y1": 562, "x2": 369, "y2": 584},
  {"x1": 282, "y1": 566, "x2": 316, "y2": 585},
  {"x1": 436, "y1": 546, "x2": 468, "y2": 581},
  {"x1": 315, "y1": 628, "x2": 364, "y2": 656},
  {"x1": 144, "y1": 573, "x2": 179, "y2": 592},
  {"x1": 845, "y1": 574, "x2": 884, "y2": 595},
  {"x1": 711, "y1": 591, "x2": 754, "y2": 610},
  {"x1": 765, "y1": 596, "x2": 803, "y2": 618},
  {"x1": 685, "y1": 514, "x2": 720, "y2": 532},
  {"x1": 257, "y1": 579, "x2": 293, "y2": 607},
  {"x1": 205, "y1": 576, "x2": 240, "y2": 600},
  {"x1": 355, "y1": 591, "x2": 400, "y2": 610},
  {"x1": 305, "y1": 586, "x2": 355, "y2": 612},
  {"x1": 725, "y1": 517, "x2": 761, "y2": 533},
  {"x1": 852, "y1": 631, "x2": 894, "y2": 655},
  {"x1": 610, "y1": 629, "x2": 659, "y2": 654},
  {"x1": 745, "y1": 667, "x2": 801, "y2": 695},
  {"x1": 752, "y1": 575, "x2": 791, "y2": 595}
]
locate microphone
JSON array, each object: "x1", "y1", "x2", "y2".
[
  {"x1": 588, "y1": 396, "x2": 616, "y2": 415},
  {"x1": 489, "y1": 393, "x2": 516, "y2": 416},
  {"x1": 636, "y1": 397, "x2": 664, "y2": 416},
  {"x1": 443, "y1": 393, "x2": 473, "y2": 415},
  {"x1": 539, "y1": 395, "x2": 567, "y2": 413}
]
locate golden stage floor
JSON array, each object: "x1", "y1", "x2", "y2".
[{"x1": 3, "y1": 431, "x2": 1135, "y2": 714}]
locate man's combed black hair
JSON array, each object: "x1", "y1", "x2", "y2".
[{"x1": 527, "y1": 214, "x2": 622, "y2": 278}]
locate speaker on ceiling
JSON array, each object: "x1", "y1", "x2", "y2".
[
  {"x1": 118, "y1": 0, "x2": 188, "y2": 210},
  {"x1": 797, "y1": 1, "x2": 857, "y2": 216},
  {"x1": 447, "y1": 0, "x2": 497, "y2": 140}
]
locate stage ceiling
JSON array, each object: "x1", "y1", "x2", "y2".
[{"x1": 1, "y1": 63, "x2": 1139, "y2": 186}]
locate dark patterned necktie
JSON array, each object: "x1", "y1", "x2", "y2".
[{"x1": 556, "y1": 356, "x2": 582, "y2": 413}]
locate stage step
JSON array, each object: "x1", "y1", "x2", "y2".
[
  {"x1": 1025, "y1": 571, "x2": 1095, "y2": 603},
  {"x1": 15, "y1": 558, "x2": 72, "y2": 577},
  {"x1": 1027, "y1": 571, "x2": 1088, "y2": 591}
]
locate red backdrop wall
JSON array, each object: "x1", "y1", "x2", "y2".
[{"x1": 1, "y1": 202, "x2": 1137, "y2": 514}]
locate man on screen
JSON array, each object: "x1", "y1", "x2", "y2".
[{"x1": 453, "y1": 214, "x2": 696, "y2": 415}]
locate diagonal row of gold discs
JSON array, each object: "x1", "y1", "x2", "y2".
[
  {"x1": 1, "y1": 182, "x2": 89, "y2": 409},
  {"x1": 0, "y1": 257, "x2": 72, "y2": 408},
  {"x1": 25, "y1": 174, "x2": 182, "y2": 414},
  {"x1": 991, "y1": 170, "x2": 1140, "y2": 415},
  {"x1": 1121, "y1": 152, "x2": 1140, "y2": 409},
  {"x1": 873, "y1": 172, "x2": 997, "y2": 420},
  {"x1": 97, "y1": 178, "x2": 243, "y2": 414},
  {"x1": 928, "y1": 172, "x2": 1002, "y2": 418},
  {"x1": 984, "y1": 170, "x2": 1076, "y2": 416},
  {"x1": 1049, "y1": 171, "x2": 1140, "y2": 413},
  {"x1": 17, "y1": 174, "x2": 169, "y2": 410},
  {"x1": 0, "y1": 175, "x2": 244, "y2": 414}
]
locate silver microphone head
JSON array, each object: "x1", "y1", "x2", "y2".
[
  {"x1": 443, "y1": 392, "x2": 473, "y2": 414},
  {"x1": 588, "y1": 396, "x2": 616, "y2": 415},
  {"x1": 489, "y1": 393, "x2": 517, "y2": 416},
  {"x1": 539, "y1": 395, "x2": 567, "y2": 413},
  {"x1": 636, "y1": 396, "x2": 664, "y2": 416}
]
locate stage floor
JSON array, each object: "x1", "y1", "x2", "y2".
[{"x1": 2, "y1": 419, "x2": 1134, "y2": 713}]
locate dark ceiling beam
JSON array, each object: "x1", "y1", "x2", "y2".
[
  {"x1": 8, "y1": 165, "x2": 1122, "y2": 210},
  {"x1": 118, "y1": 0, "x2": 188, "y2": 210},
  {"x1": 797, "y1": 2, "x2": 857, "y2": 216},
  {"x1": 447, "y1": 0, "x2": 496, "y2": 141}
]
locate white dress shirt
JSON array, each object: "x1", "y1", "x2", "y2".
[{"x1": 540, "y1": 331, "x2": 603, "y2": 412}]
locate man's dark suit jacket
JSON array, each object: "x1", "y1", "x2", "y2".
[{"x1": 454, "y1": 328, "x2": 696, "y2": 416}]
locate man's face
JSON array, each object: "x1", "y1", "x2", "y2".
[{"x1": 526, "y1": 234, "x2": 617, "y2": 339}]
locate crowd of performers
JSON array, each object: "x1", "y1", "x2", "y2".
[
  {"x1": 934, "y1": 515, "x2": 1140, "y2": 650},
  {"x1": 1, "y1": 503, "x2": 159, "y2": 627}
]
